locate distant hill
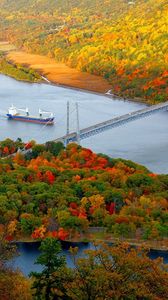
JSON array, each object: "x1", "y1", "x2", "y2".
[{"x1": 0, "y1": 0, "x2": 167, "y2": 103}]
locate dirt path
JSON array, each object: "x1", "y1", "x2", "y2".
[{"x1": 7, "y1": 51, "x2": 111, "y2": 93}]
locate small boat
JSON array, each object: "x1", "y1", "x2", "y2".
[{"x1": 7, "y1": 105, "x2": 54, "y2": 125}]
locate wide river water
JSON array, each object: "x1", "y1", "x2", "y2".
[
  {"x1": 0, "y1": 74, "x2": 168, "y2": 173},
  {"x1": 1, "y1": 74, "x2": 168, "y2": 275}
]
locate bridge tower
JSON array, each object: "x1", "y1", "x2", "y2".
[
  {"x1": 65, "y1": 101, "x2": 70, "y2": 146},
  {"x1": 66, "y1": 101, "x2": 70, "y2": 136},
  {"x1": 65, "y1": 101, "x2": 80, "y2": 145},
  {"x1": 76, "y1": 102, "x2": 80, "y2": 145}
]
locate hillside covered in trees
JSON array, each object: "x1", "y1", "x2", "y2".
[
  {"x1": 0, "y1": 139, "x2": 168, "y2": 298},
  {"x1": 0, "y1": 0, "x2": 167, "y2": 103},
  {"x1": 0, "y1": 139, "x2": 168, "y2": 245}
]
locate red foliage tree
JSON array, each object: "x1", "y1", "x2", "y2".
[
  {"x1": 45, "y1": 170, "x2": 55, "y2": 184},
  {"x1": 106, "y1": 202, "x2": 115, "y2": 215},
  {"x1": 69, "y1": 202, "x2": 78, "y2": 209},
  {"x1": 58, "y1": 228, "x2": 69, "y2": 240},
  {"x1": 25, "y1": 142, "x2": 32, "y2": 150},
  {"x1": 3, "y1": 146, "x2": 9, "y2": 155}
]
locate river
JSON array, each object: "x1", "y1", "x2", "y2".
[
  {"x1": 1, "y1": 74, "x2": 168, "y2": 275},
  {"x1": 10, "y1": 242, "x2": 168, "y2": 276},
  {"x1": 0, "y1": 74, "x2": 168, "y2": 173}
]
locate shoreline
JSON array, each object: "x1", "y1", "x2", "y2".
[
  {"x1": 0, "y1": 54, "x2": 42, "y2": 83},
  {"x1": 5, "y1": 50, "x2": 149, "y2": 105},
  {"x1": 0, "y1": 41, "x2": 154, "y2": 105},
  {"x1": 1, "y1": 59, "x2": 148, "y2": 106},
  {"x1": 12, "y1": 236, "x2": 168, "y2": 252},
  {"x1": 37, "y1": 75, "x2": 149, "y2": 105},
  {"x1": 6, "y1": 50, "x2": 112, "y2": 94},
  {"x1": 0, "y1": 41, "x2": 148, "y2": 104}
]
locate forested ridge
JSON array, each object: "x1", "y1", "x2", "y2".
[
  {"x1": 0, "y1": 139, "x2": 168, "y2": 244},
  {"x1": 0, "y1": 0, "x2": 167, "y2": 103}
]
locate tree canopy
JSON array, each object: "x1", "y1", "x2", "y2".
[{"x1": 0, "y1": 139, "x2": 167, "y2": 246}]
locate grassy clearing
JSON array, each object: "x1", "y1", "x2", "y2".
[{"x1": 7, "y1": 51, "x2": 112, "y2": 93}]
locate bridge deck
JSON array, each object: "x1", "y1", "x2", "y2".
[{"x1": 54, "y1": 101, "x2": 168, "y2": 144}]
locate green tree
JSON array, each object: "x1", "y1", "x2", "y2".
[
  {"x1": 45, "y1": 141, "x2": 64, "y2": 156},
  {"x1": 31, "y1": 144, "x2": 46, "y2": 158},
  {"x1": 126, "y1": 173, "x2": 154, "y2": 188},
  {"x1": 20, "y1": 215, "x2": 42, "y2": 235},
  {"x1": 30, "y1": 238, "x2": 66, "y2": 300}
]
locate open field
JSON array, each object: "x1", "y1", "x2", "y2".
[{"x1": 7, "y1": 51, "x2": 111, "y2": 93}]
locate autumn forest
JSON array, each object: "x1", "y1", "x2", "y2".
[
  {"x1": 0, "y1": 0, "x2": 168, "y2": 299},
  {"x1": 0, "y1": 138, "x2": 168, "y2": 243},
  {"x1": 0, "y1": 0, "x2": 167, "y2": 102},
  {"x1": 0, "y1": 139, "x2": 168, "y2": 299}
]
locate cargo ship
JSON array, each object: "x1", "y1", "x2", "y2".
[{"x1": 7, "y1": 105, "x2": 54, "y2": 125}]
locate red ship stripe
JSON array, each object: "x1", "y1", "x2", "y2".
[{"x1": 8, "y1": 117, "x2": 54, "y2": 125}]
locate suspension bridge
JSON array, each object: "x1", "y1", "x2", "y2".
[
  {"x1": 0, "y1": 100, "x2": 168, "y2": 148},
  {"x1": 53, "y1": 101, "x2": 168, "y2": 145}
]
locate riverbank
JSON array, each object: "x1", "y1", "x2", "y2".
[
  {"x1": 87, "y1": 233, "x2": 168, "y2": 252},
  {"x1": 64, "y1": 237, "x2": 168, "y2": 252},
  {"x1": 6, "y1": 51, "x2": 153, "y2": 105},
  {"x1": 0, "y1": 42, "x2": 149, "y2": 103},
  {"x1": 0, "y1": 56, "x2": 42, "y2": 83},
  {"x1": 7, "y1": 50, "x2": 112, "y2": 94},
  {"x1": 0, "y1": 43, "x2": 42, "y2": 83},
  {"x1": 13, "y1": 232, "x2": 168, "y2": 252}
]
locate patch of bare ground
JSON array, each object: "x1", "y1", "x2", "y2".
[{"x1": 7, "y1": 51, "x2": 112, "y2": 93}]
